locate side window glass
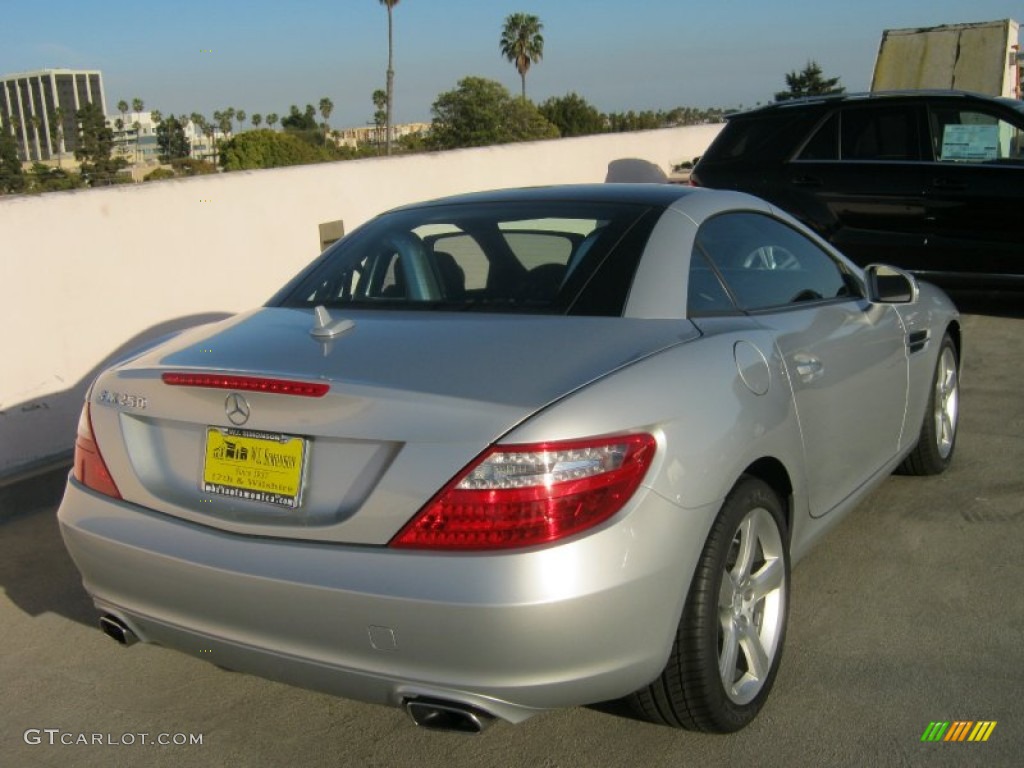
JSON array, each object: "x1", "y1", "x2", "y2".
[
  {"x1": 797, "y1": 113, "x2": 839, "y2": 160},
  {"x1": 427, "y1": 233, "x2": 489, "y2": 291},
  {"x1": 695, "y1": 213, "x2": 857, "y2": 311},
  {"x1": 840, "y1": 106, "x2": 921, "y2": 161},
  {"x1": 929, "y1": 107, "x2": 1024, "y2": 164},
  {"x1": 687, "y1": 248, "x2": 736, "y2": 315}
]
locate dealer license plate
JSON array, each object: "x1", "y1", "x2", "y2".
[{"x1": 202, "y1": 428, "x2": 306, "y2": 508}]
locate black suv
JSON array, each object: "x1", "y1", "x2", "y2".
[{"x1": 690, "y1": 91, "x2": 1024, "y2": 290}]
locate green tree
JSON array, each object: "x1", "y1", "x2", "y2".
[
  {"x1": 251, "y1": 113, "x2": 262, "y2": 128},
  {"x1": 372, "y1": 89, "x2": 387, "y2": 148},
  {"x1": 281, "y1": 104, "x2": 318, "y2": 131},
  {"x1": 539, "y1": 92, "x2": 605, "y2": 137},
  {"x1": 156, "y1": 114, "x2": 191, "y2": 162},
  {"x1": 319, "y1": 97, "x2": 334, "y2": 134},
  {"x1": 0, "y1": 120, "x2": 25, "y2": 194},
  {"x1": 28, "y1": 162, "x2": 84, "y2": 193},
  {"x1": 150, "y1": 109, "x2": 163, "y2": 126},
  {"x1": 170, "y1": 157, "x2": 217, "y2": 176},
  {"x1": 500, "y1": 13, "x2": 544, "y2": 99},
  {"x1": 605, "y1": 110, "x2": 664, "y2": 132},
  {"x1": 427, "y1": 76, "x2": 558, "y2": 150},
  {"x1": 266, "y1": 112, "x2": 279, "y2": 129},
  {"x1": 220, "y1": 129, "x2": 332, "y2": 170},
  {"x1": 235, "y1": 109, "x2": 246, "y2": 132},
  {"x1": 76, "y1": 102, "x2": 124, "y2": 185},
  {"x1": 378, "y1": 0, "x2": 401, "y2": 155},
  {"x1": 774, "y1": 61, "x2": 844, "y2": 102}
]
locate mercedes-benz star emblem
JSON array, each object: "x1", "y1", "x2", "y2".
[{"x1": 225, "y1": 393, "x2": 251, "y2": 426}]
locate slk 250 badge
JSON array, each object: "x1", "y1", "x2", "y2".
[{"x1": 98, "y1": 390, "x2": 147, "y2": 409}]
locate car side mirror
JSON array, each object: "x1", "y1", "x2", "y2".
[{"x1": 865, "y1": 264, "x2": 919, "y2": 304}]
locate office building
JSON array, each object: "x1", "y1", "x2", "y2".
[{"x1": 0, "y1": 69, "x2": 107, "y2": 162}]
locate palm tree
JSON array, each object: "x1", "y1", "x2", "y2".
[
  {"x1": 372, "y1": 89, "x2": 387, "y2": 150},
  {"x1": 319, "y1": 97, "x2": 334, "y2": 135},
  {"x1": 251, "y1": 113, "x2": 262, "y2": 129},
  {"x1": 378, "y1": 0, "x2": 400, "y2": 155},
  {"x1": 500, "y1": 13, "x2": 545, "y2": 100},
  {"x1": 116, "y1": 99, "x2": 129, "y2": 159},
  {"x1": 28, "y1": 114, "x2": 43, "y2": 161},
  {"x1": 47, "y1": 107, "x2": 65, "y2": 167},
  {"x1": 235, "y1": 110, "x2": 246, "y2": 133},
  {"x1": 190, "y1": 113, "x2": 209, "y2": 162},
  {"x1": 266, "y1": 112, "x2": 278, "y2": 130}
]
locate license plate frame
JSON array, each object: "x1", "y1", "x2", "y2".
[{"x1": 202, "y1": 427, "x2": 307, "y2": 508}]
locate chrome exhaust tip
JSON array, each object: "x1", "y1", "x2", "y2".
[
  {"x1": 404, "y1": 698, "x2": 495, "y2": 733},
  {"x1": 99, "y1": 615, "x2": 138, "y2": 646}
]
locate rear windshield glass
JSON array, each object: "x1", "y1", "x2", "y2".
[
  {"x1": 274, "y1": 201, "x2": 656, "y2": 316},
  {"x1": 705, "y1": 112, "x2": 806, "y2": 161}
]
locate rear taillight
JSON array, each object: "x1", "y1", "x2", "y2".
[
  {"x1": 73, "y1": 402, "x2": 121, "y2": 499},
  {"x1": 390, "y1": 434, "x2": 656, "y2": 551}
]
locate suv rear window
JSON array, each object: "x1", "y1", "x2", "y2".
[
  {"x1": 705, "y1": 113, "x2": 803, "y2": 161},
  {"x1": 275, "y1": 201, "x2": 656, "y2": 316}
]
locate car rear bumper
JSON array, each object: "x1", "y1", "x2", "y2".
[{"x1": 57, "y1": 478, "x2": 716, "y2": 723}]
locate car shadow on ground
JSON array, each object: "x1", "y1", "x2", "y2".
[{"x1": 0, "y1": 467, "x2": 97, "y2": 626}]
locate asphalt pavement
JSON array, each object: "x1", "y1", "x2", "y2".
[{"x1": 1, "y1": 304, "x2": 1021, "y2": 768}]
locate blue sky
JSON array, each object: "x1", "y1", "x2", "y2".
[{"x1": 2, "y1": 1, "x2": 1021, "y2": 127}]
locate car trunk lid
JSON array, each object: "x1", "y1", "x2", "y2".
[{"x1": 87, "y1": 307, "x2": 697, "y2": 544}]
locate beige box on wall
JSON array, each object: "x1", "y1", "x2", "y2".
[{"x1": 319, "y1": 219, "x2": 345, "y2": 251}]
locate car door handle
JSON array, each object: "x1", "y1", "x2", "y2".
[
  {"x1": 932, "y1": 178, "x2": 967, "y2": 191},
  {"x1": 793, "y1": 353, "x2": 824, "y2": 382},
  {"x1": 791, "y1": 175, "x2": 822, "y2": 187}
]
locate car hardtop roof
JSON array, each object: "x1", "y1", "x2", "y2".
[
  {"x1": 726, "y1": 89, "x2": 1013, "y2": 119},
  {"x1": 384, "y1": 183, "x2": 700, "y2": 214}
]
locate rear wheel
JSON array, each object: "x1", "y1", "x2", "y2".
[
  {"x1": 630, "y1": 476, "x2": 789, "y2": 731},
  {"x1": 898, "y1": 333, "x2": 959, "y2": 476}
]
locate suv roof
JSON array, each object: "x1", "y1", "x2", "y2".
[{"x1": 726, "y1": 89, "x2": 1021, "y2": 119}]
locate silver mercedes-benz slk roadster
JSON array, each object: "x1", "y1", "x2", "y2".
[{"x1": 58, "y1": 184, "x2": 960, "y2": 733}]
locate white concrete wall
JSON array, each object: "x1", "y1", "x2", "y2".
[{"x1": 0, "y1": 124, "x2": 721, "y2": 479}]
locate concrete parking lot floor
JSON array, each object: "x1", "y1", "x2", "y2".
[{"x1": 1, "y1": 310, "x2": 1021, "y2": 768}]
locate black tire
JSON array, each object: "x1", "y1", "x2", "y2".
[
  {"x1": 898, "y1": 333, "x2": 959, "y2": 476},
  {"x1": 629, "y1": 476, "x2": 790, "y2": 732}
]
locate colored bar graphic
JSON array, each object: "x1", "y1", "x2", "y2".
[
  {"x1": 921, "y1": 720, "x2": 996, "y2": 743},
  {"x1": 945, "y1": 721, "x2": 972, "y2": 741},
  {"x1": 969, "y1": 722, "x2": 997, "y2": 742}
]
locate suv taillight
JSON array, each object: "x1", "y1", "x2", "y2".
[
  {"x1": 73, "y1": 402, "x2": 121, "y2": 499},
  {"x1": 390, "y1": 434, "x2": 656, "y2": 551}
]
